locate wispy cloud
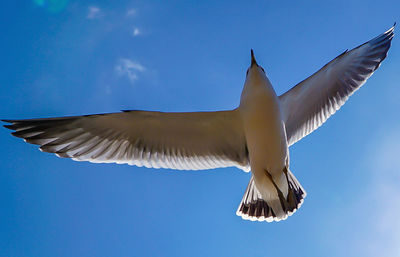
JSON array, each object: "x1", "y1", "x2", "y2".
[
  {"x1": 126, "y1": 8, "x2": 137, "y2": 17},
  {"x1": 132, "y1": 27, "x2": 140, "y2": 37},
  {"x1": 321, "y1": 127, "x2": 400, "y2": 257},
  {"x1": 115, "y1": 58, "x2": 145, "y2": 84},
  {"x1": 361, "y1": 129, "x2": 400, "y2": 256},
  {"x1": 87, "y1": 6, "x2": 101, "y2": 19}
]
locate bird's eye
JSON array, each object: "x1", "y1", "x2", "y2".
[
  {"x1": 246, "y1": 69, "x2": 249, "y2": 75},
  {"x1": 261, "y1": 67, "x2": 265, "y2": 73}
]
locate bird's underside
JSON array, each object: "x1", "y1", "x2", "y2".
[{"x1": 2, "y1": 24, "x2": 394, "y2": 222}]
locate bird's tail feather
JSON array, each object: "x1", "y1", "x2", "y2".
[{"x1": 236, "y1": 170, "x2": 306, "y2": 222}]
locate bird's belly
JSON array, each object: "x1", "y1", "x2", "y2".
[{"x1": 242, "y1": 101, "x2": 288, "y2": 175}]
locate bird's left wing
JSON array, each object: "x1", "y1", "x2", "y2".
[
  {"x1": 279, "y1": 25, "x2": 394, "y2": 146},
  {"x1": 3, "y1": 109, "x2": 250, "y2": 171}
]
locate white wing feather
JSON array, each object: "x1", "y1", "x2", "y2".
[
  {"x1": 3, "y1": 109, "x2": 250, "y2": 171},
  {"x1": 280, "y1": 25, "x2": 394, "y2": 146}
]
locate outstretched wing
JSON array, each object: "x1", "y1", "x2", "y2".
[
  {"x1": 3, "y1": 109, "x2": 250, "y2": 171},
  {"x1": 280, "y1": 25, "x2": 394, "y2": 146}
]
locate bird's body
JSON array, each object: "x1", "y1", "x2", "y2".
[
  {"x1": 3, "y1": 25, "x2": 395, "y2": 222},
  {"x1": 239, "y1": 59, "x2": 291, "y2": 216},
  {"x1": 240, "y1": 64, "x2": 288, "y2": 178}
]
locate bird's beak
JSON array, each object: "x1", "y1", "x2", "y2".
[{"x1": 251, "y1": 49, "x2": 258, "y2": 67}]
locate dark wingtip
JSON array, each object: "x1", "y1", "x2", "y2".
[
  {"x1": 11, "y1": 131, "x2": 23, "y2": 138},
  {"x1": 2, "y1": 120, "x2": 16, "y2": 130},
  {"x1": 387, "y1": 23, "x2": 396, "y2": 34},
  {"x1": 3, "y1": 124, "x2": 15, "y2": 130}
]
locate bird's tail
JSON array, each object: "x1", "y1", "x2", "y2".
[{"x1": 236, "y1": 169, "x2": 306, "y2": 222}]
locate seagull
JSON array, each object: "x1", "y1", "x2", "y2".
[{"x1": 3, "y1": 25, "x2": 394, "y2": 222}]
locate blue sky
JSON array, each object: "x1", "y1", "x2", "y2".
[{"x1": 1, "y1": 1, "x2": 400, "y2": 257}]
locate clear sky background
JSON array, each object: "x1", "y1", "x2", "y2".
[{"x1": 1, "y1": 1, "x2": 399, "y2": 257}]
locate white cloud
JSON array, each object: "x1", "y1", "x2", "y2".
[
  {"x1": 132, "y1": 27, "x2": 140, "y2": 36},
  {"x1": 126, "y1": 8, "x2": 137, "y2": 17},
  {"x1": 115, "y1": 58, "x2": 145, "y2": 84},
  {"x1": 87, "y1": 6, "x2": 101, "y2": 19}
]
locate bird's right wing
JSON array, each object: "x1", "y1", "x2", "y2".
[
  {"x1": 279, "y1": 25, "x2": 394, "y2": 146},
  {"x1": 3, "y1": 109, "x2": 250, "y2": 171}
]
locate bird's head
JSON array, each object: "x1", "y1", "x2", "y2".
[{"x1": 246, "y1": 49, "x2": 266, "y2": 80}]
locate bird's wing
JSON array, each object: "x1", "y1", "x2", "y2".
[
  {"x1": 3, "y1": 109, "x2": 250, "y2": 171},
  {"x1": 279, "y1": 25, "x2": 394, "y2": 146}
]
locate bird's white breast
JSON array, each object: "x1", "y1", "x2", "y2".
[{"x1": 239, "y1": 73, "x2": 288, "y2": 176}]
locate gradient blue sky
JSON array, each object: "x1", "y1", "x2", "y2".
[{"x1": 1, "y1": 1, "x2": 400, "y2": 257}]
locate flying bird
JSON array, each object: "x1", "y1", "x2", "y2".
[{"x1": 3, "y1": 25, "x2": 394, "y2": 222}]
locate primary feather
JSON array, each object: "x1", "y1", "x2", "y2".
[{"x1": 3, "y1": 110, "x2": 249, "y2": 171}]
